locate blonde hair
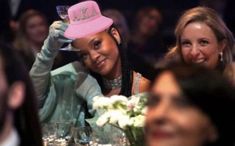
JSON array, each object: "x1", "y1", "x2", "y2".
[
  {"x1": 166, "y1": 7, "x2": 235, "y2": 66},
  {"x1": 13, "y1": 9, "x2": 47, "y2": 55}
]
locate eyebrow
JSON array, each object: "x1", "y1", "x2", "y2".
[
  {"x1": 180, "y1": 38, "x2": 190, "y2": 41},
  {"x1": 88, "y1": 38, "x2": 97, "y2": 47},
  {"x1": 198, "y1": 37, "x2": 210, "y2": 40},
  {"x1": 181, "y1": 37, "x2": 210, "y2": 40}
]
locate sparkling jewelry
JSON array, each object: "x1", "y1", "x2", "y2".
[{"x1": 103, "y1": 76, "x2": 122, "y2": 89}]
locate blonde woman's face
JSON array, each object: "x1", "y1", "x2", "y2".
[
  {"x1": 146, "y1": 72, "x2": 217, "y2": 146},
  {"x1": 180, "y1": 22, "x2": 224, "y2": 69}
]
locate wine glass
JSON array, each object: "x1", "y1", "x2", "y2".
[
  {"x1": 72, "y1": 126, "x2": 92, "y2": 146},
  {"x1": 55, "y1": 122, "x2": 72, "y2": 138},
  {"x1": 56, "y1": 5, "x2": 70, "y2": 21},
  {"x1": 42, "y1": 123, "x2": 57, "y2": 146},
  {"x1": 56, "y1": 5, "x2": 75, "y2": 51},
  {"x1": 53, "y1": 122, "x2": 73, "y2": 146}
]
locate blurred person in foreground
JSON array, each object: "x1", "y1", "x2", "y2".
[
  {"x1": 146, "y1": 63, "x2": 235, "y2": 146},
  {"x1": 165, "y1": 7, "x2": 235, "y2": 84},
  {"x1": 0, "y1": 43, "x2": 42, "y2": 146}
]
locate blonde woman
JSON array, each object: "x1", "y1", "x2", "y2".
[{"x1": 165, "y1": 7, "x2": 235, "y2": 84}]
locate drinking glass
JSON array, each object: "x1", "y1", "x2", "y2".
[
  {"x1": 42, "y1": 123, "x2": 57, "y2": 146},
  {"x1": 56, "y1": 5, "x2": 70, "y2": 21},
  {"x1": 54, "y1": 122, "x2": 73, "y2": 146},
  {"x1": 42, "y1": 122, "x2": 73, "y2": 146},
  {"x1": 56, "y1": 5, "x2": 75, "y2": 51},
  {"x1": 73, "y1": 126, "x2": 92, "y2": 146},
  {"x1": 55, "y1": 122, "x2": 73, "y2": 138}
]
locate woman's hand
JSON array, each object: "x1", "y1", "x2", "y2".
[{"x1": 42, "y1": 21, "x2": 72, "y2": 53}]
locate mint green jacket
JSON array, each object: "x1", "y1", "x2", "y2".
[{"x1": 30, "y1": 47, "x2": 102, "y2": 127}]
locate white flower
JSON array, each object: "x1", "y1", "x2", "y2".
[
  {"x1": 131, "y1": 115, "x2": 145, "y2": 127},
  {"x1": 109, "y1": 110, "x2": 126, "y2": 124},
  {"x1": 133, "y1": 105, "x2": 142, "y2": 113},
  {"x1": 127, "y1": 102, "x2": 135, "y2": 111},
  {"x1": 93, "y1": 96, "x2": 101, "y2": 102},
  {"x1": 110, "y1": 95, "x2": 128, "y2": 105},
  {"x1": 118, "y1": 115, "x2": 131, "y2": 129},
  {"x1": 93, "y1": 96, "x2": 112, "y2": 109},
  {"x1": 96, "y1": 112, "x2": 111, "y2": 127},
  {"x1": 141, "y1": 107, "x2": 147, "y2": 115},
  {"x1": 128, "y1": 96, "x2": 140, "y2": 106},
  {"x1": 94, "y1": 93, "x2": 148, "y2": 130}
]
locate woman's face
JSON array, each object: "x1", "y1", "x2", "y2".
[
  {"x1": 180, "y1": 22, "x2": 224, "y2": 69},
  {"x1": 25, "y1": 15, "x2": 48, "y2": 44},
  {"x1": 72, "y1": 29, "x2": 121, "y2": 79},
  {"x1": 145, "y1": 71, "x2": 216, "y2": 146},
  {"x1": 139, "y1": 9, "x2": 160, "y2": 36}
]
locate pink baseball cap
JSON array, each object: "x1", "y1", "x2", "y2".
[{"x1": 64, "y1": 1, "x2": 113, "y2": 39}]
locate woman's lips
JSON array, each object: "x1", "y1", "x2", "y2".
[
  {"x1": 96, "y1": 59, "x2": 106, "y2": 69},
  {"x1": 193, "y1": 59, "x2": 205, "y2": 64},
  {"x1": 149, "y1": 129, "x2": 174, "y2": 139}
]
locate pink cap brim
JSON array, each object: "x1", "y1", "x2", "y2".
[{"x1": 64, "y1": 16, "x2": 113, "y2": 39}]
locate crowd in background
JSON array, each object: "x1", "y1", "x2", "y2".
[
  {"x1": 0, "y1": 0, "x2": 235, "y2": 146},
  {"x1": 0, "y1": 0, "x2": 235, "y2": 76}
]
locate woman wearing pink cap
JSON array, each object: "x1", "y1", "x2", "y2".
[
  {"x1": 64, "y1": 0, "x2": 150, "y2": 96},
  {"x1": 29, "y1": 0, "x2": 150, "y2": 140}
]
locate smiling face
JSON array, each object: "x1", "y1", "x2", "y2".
[
  {"x1": 145, "y1": 71, "x2": 217, "y2": 146},
  {"x1": 72, "y1": 28, "x2": 121, "y2": 79},
  {"x1": 180, "y1": 22, "x2": 224, "y2": 69}
]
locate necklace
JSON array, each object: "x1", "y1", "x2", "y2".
[{"x1": 103, "y1": 76, "x2": 122, "y2": 89}]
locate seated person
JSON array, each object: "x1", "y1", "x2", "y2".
[
  {"x1": 146, "y1": 63, "x2": 235, "y2": 146},
  {"x1": 30, "y1": 1, "x2": 150, "y2": 143},
  {"x1": 165, "y1": 7, "x2": 235, "y2": 84}
]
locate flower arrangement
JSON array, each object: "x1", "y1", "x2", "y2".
[{"x1": 93, "y1": 93, "x2": 147, "y2": 146}]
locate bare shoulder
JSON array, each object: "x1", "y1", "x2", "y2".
[
  {"x1": 139, "y1": 76, "x2": 151, "y2": 92},
  {"x1": 133, "y1": 72, "x2": 151, "y2": 93}
]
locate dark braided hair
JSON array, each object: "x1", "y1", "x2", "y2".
[{"x1": 90, "y1": 25, "x2": 133, "y2": 97}]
